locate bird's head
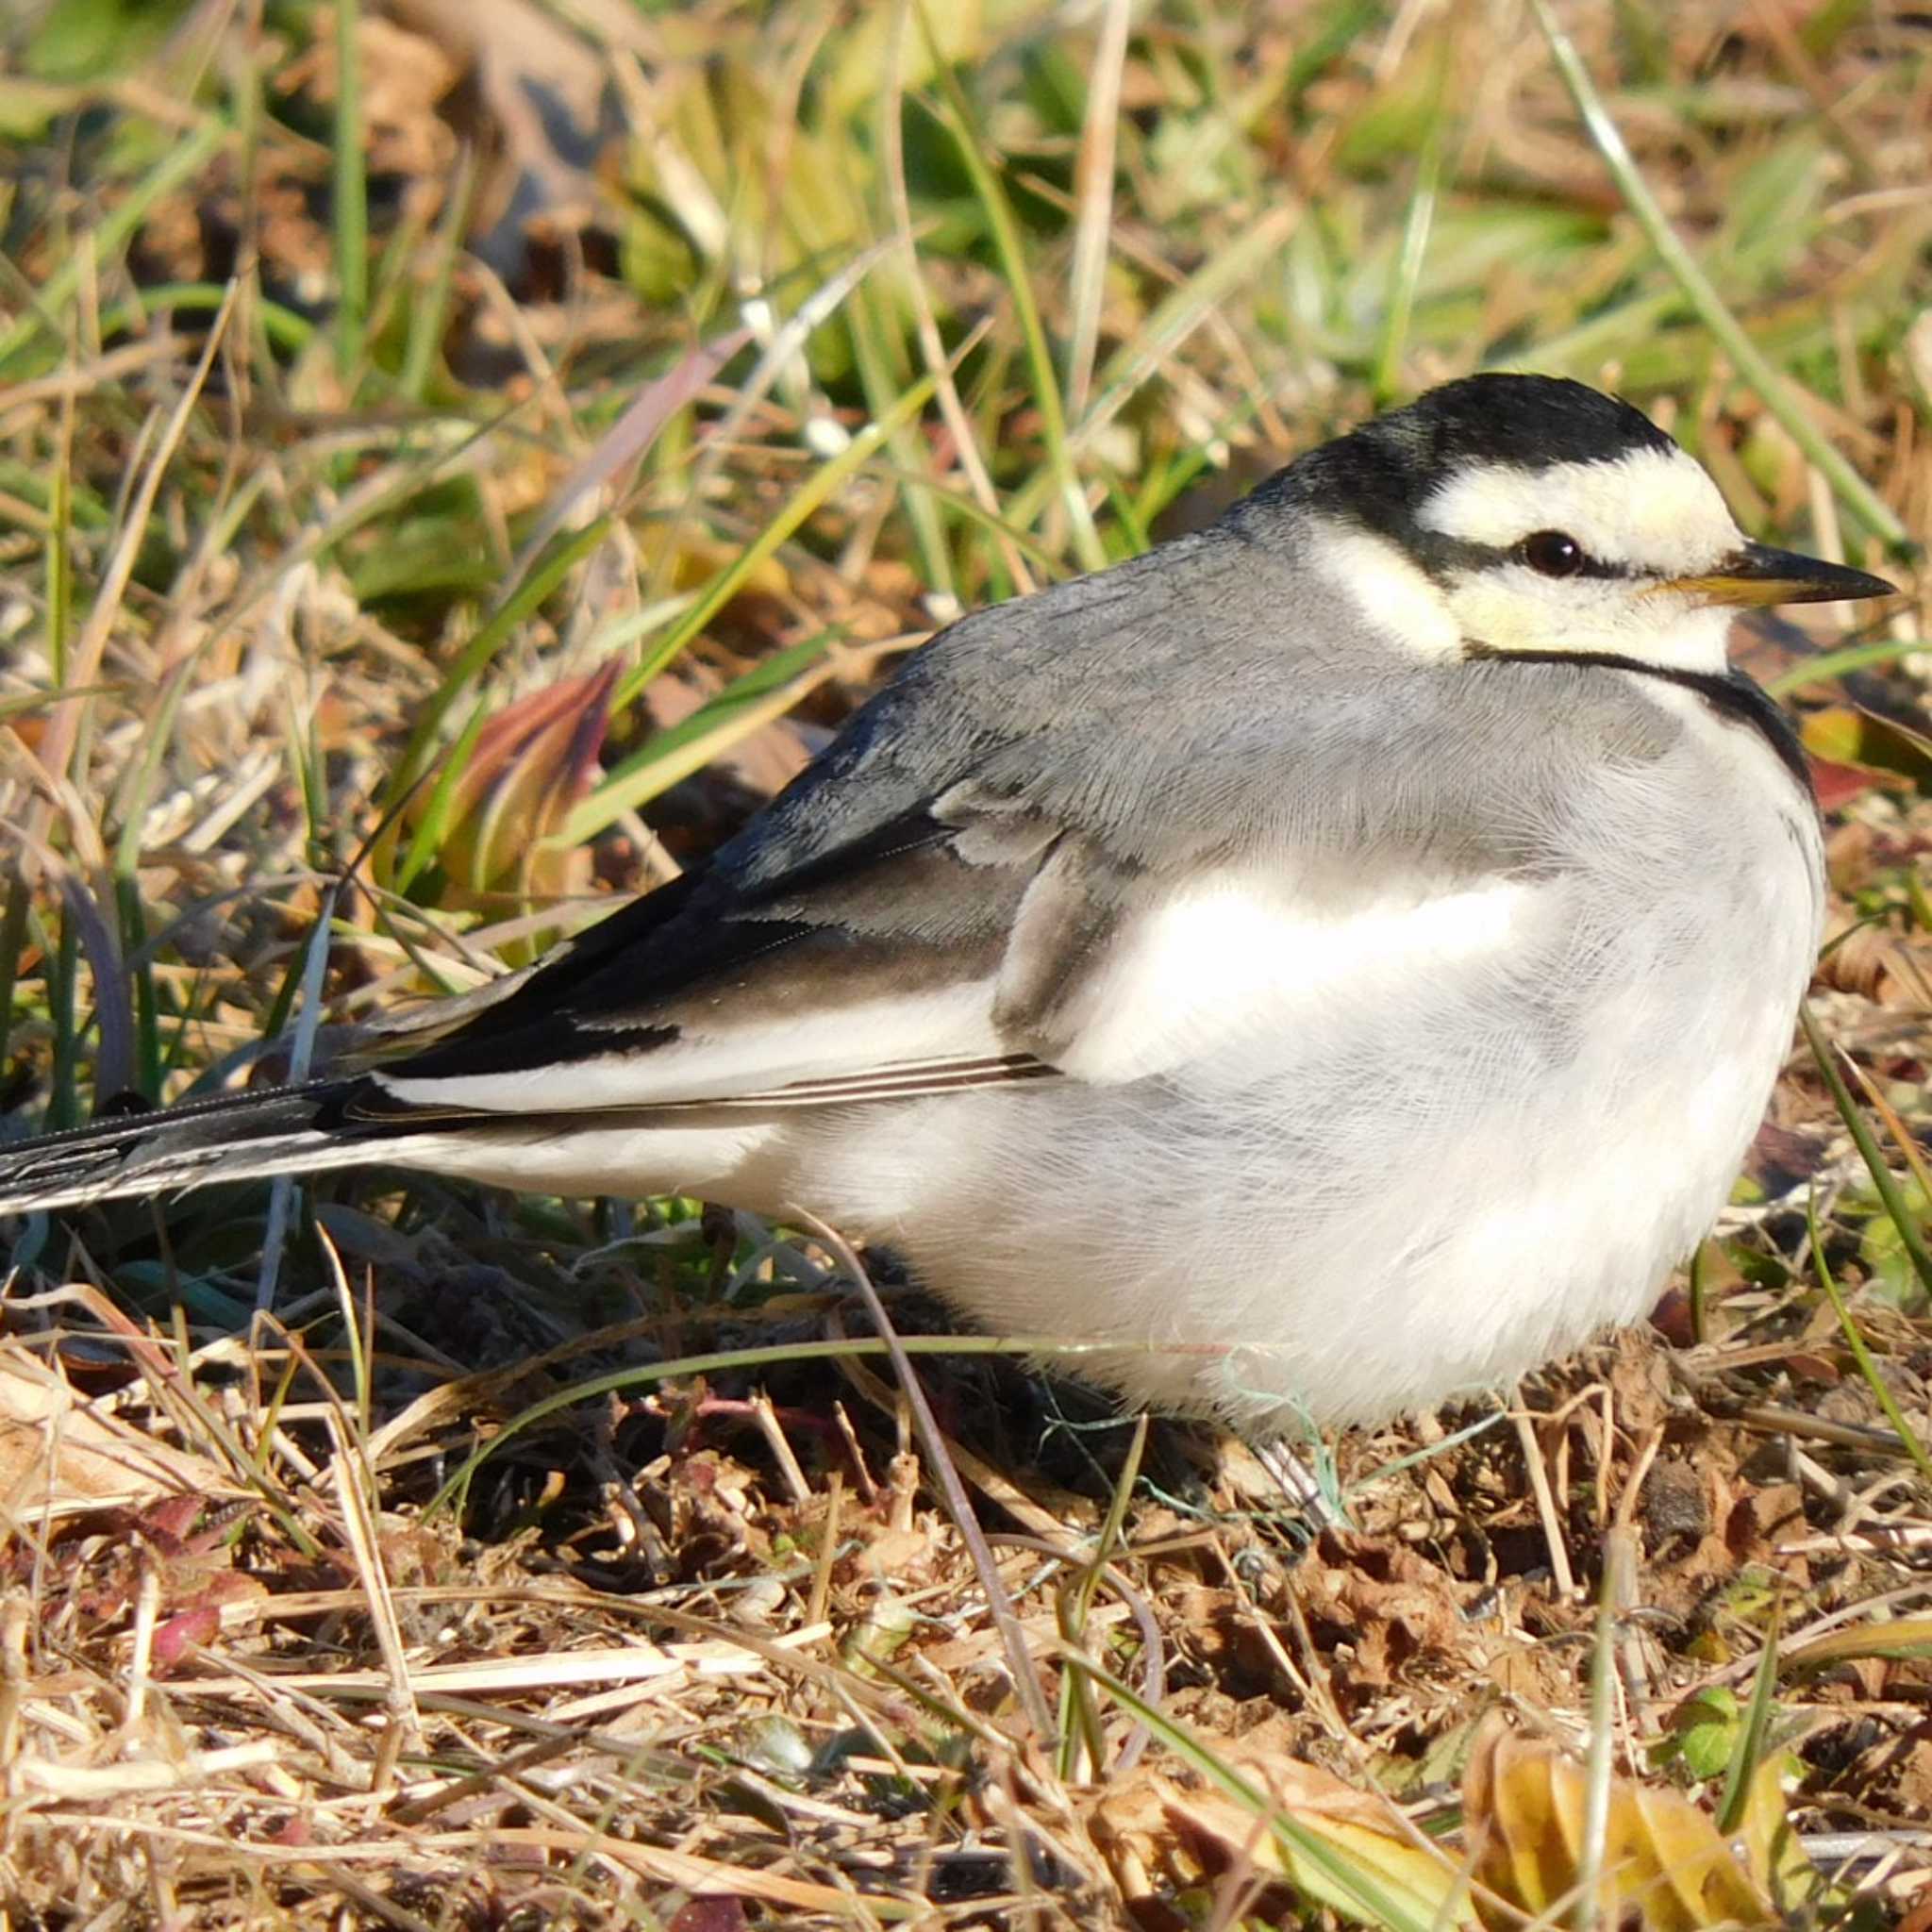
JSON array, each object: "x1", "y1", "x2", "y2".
[{"x1": 1261, "y1": 374, "x2": 1894, "y2": 672}]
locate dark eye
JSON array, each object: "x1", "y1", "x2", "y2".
[{"x1": 1521, "y1": 529, "x2": 1585, "y2": 577}]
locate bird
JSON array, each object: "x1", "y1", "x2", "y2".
[{"x1": 0, "y1": 374, "x2": 1896, "y2": 1441}]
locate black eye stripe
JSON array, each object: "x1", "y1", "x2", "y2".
[
  {"x1": 1523, "y1": 546, "x2": 1627, "y2": 581},
  {"x1": 1397, "y1": 526, "x2": 1636, "y2": 584}
]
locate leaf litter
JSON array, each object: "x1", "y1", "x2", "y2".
[{"x1": 0, "y1": 0, "x2": 1929, "y2": 1924}]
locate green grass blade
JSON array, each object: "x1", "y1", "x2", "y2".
[
  {"x1": 565, "y1": 629, "x2": 845, "y2": 846},
  {"x1": 561, "y1": 373, "x2": 943, "y2": 843},
  {"x1": 1061, "y1": 1652, "x2": 1459, "y2": 1931},
  {"x1": 95, "y1": 283, "x2": 314, "y2": 356},
  {"x1": 1808, "y1": 1187, "x2": 1932, "y2": 1487},
  {"x1": 333, "y1": 0, "x2": 368, "y2": 383},
  {"x1": 1531, "y1": 0, "x2": 1911, "y2": 555},
  {"x1": 1800, "y1": 1004, "x2": 1932, "y2": 1299},
  {"x1": 1766, "y1": 631, "x2": 1922, "y2": 695},
  {"x1": 0, "y1": 117, "x2": 225, "y2": 372},
  {"x1": 382, "y1": 517, "x2": 614, "y2": 813},
  {"x1": 399, "y1": 148, "x2": 475, "y2": 403},
  {"x1": 392, "y1": 696, "x2": 491, "y2": 895},
  {"x1": 920, "y1": 28, "x2": 1106, "y2": 573},
  {"x1": 609, "y1": 366, "x2": 938, "y2": 719},
  {"x1": 1715, "y1": 1591, "x2": 1781, "y2": 1837},
  {"x1": 421, "y1": 1331, "x2": 1129, "y2": 1522},
  {"x1": 1371, "y1": 49, "x2": 1448, "y2": 408}
]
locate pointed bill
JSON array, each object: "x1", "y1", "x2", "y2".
[{"x1": 1667, "y1": 541, "x2": 1897, "y2": 608}]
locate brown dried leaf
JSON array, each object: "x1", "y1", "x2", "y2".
[
  {"x1": 0, "y1": 1341, "x2": 242, "y2": 1522},
  {"x1": 1091, "y1": 1741, "x2": 1476, "y2": 1929},
  {"x1": 1816, "y1": 918, "x2": 1932, "y2": 1008},
  {"x1": 1296, "y1": 1530, "x2": 1474, "y2": 1698}
]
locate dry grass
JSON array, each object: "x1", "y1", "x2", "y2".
[{"x1": 1, "y1": 0, "x2": 1931, "y2": 1924}]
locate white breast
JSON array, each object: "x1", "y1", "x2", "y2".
[{"x1": 779, "y1": 676, "x2": 1823, "y2": 1431}]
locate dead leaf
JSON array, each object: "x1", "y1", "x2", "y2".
[
  {"x1": 1091, "y1": 1740, "x2": 1476, "y2": 1928},
  {"x1": 382, "y1": 0, "x2": 622, "y2": 278},
  {"x1": 1816, "y1": 917, "x2": 1932, "y2": 1008},
  {"x1": 1724, "y1": 1482, "x2": 1808, "y2": 1578},
  {"x1": 1801, "y1": 705, "x2": 1927, "y2": 809},
  {"x1": 0, "y1": 1341, "x2": 242, "y2": 1522},
  {"x1": 1295, "y1": 1530, "x2": 1474, "y2": 1699}
]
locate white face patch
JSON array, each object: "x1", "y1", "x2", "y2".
[
  {"x1": 1443, "y1": 572, "x2": 1738, "y2": 673},
  {"x1": 1411, "y1": 443, "x2": 1750, "y2": 673},
  {"x1": 1309, "y1": 525, "x2": 1461, "y2": 660},
  {"x1": 1418, "y1": 445, "x2": 1740, "y2": 577}
]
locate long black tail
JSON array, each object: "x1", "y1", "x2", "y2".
[{"x1": 0, "y1": 1081, "x2": 377, "y2": 1215}]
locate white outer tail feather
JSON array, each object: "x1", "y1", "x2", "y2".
[{"x1": 0, "y1": 1086, "x2": 361, "y2": 1216}]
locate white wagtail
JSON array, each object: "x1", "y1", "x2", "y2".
[{"x1": 0, "y1": 375, "x2": 1895, "y2": 1437}]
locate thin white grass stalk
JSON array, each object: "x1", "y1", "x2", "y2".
[
  {"x1": 1530, "y1": 0, "x2": 1909, "y2": 552},
  {"x1": 749, "y1": 1391, "x2": 813, "y2": 1505},
  {"x1": 0, "y1": 1595, "x2": 27, "y2": 1765},
  {"x1": 327, "y1": 1457, "x2": 423, "y2": 1769},
  {"x1": 320, "y1": 1198, "x2": 376, "y2": 1447},
  {"x1": 14, "y1": 1741, "x2": 281, "y2": 1797},
  {"x1": 1071, "y1": 202, "x2": 1297, "y2": 451},
  {"x1": 0, "y1": 334, "x2": 191, "y2": 417},
  {"x1": 1512, "y1": 1395, "x2": 1577, "y2": 1599},
  {"x1": 1576, "y1": 1530, "x2": 1632, "y2": 1927},
  {"x1": 645, "y1": 240, "x2": 899, "y2": 608},
  {"x1": 1063, "y1": 0, "x2": 1132, "y2": 423},
  {"x1": 122, "y1": 1556, "x2": 159, "y2": 1735},
  {"x1": 793, "y1": 1208, "x2": 1057, "y2": 1740}
]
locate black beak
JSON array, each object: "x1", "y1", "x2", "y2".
[{"x1": 1664, "y1": 541, "x2": 1898, "y2": 608}]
